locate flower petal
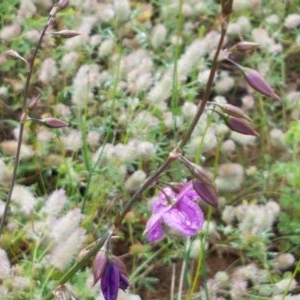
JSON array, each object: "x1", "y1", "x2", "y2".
[
  {"x1": 101, "y1": 262, "x2": 120, "y2": 300},
  {"x1": 144, "y1": 208, "x2": 168, "y2": 242},
  {"x1": 163, "y1": 200, "x2": 204, "y2": 237},
  {"x1": 177, "y1": 181, "x2": 200, "y2": 202}
]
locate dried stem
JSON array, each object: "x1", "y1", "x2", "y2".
[{"x1": 0, "y1": 6, "x2": 57, "y2": 237}]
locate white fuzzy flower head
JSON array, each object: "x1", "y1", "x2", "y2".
[
  {"x1": 48, "y1": 208, "x2": 83, "y2": 243},
  {"x1": 0, "y1": 24, "x2": 22, "y2": 41},
  {"x1": 38, "y1": 58, "x2": 58, "y2": 84},
  {"x1": 182, "y1": 101, "x2": 197, "y2": 120},
  {"x1": 61, "y1": 129, "x2": 83, "y2": 152},
  {"x1": 216, "y1": 163, "x2": 244, "y2": 192},
  {"x1": 274, "y1": 278, "x2": 297, "y2": 294},
  {"x1": 270, "y1": 128, "x2": 287, "y2": 150},
  {"x1": 42, "y1": 189, "x2": 67, "y2": 217},
  {"x1": 188, "y1": 238, "x2": 208, "y2": 259},
  {"x1": 125, "y1": 170, "x2": 147, "y2": 192},
  {"x1": 71, "y1": 64, "x2": 100, "y2": 108},
  {"x1": 47, "y1": 227, "x2": 86, "y2": 271},
  {"x1": 61, "y1": 51, "x2": 79, "y2": 72},
  {"x1": 214, "y1": 271, "x2": 230, "y2": 288},
  {"x1": 241, "y1": 95, "x2": 255, "y2": 111},
  {"x1": 0, "y1": 86, "x2": 8, "y2": 97},
  {"x1": 230, "y1": 131, "x2": 257, "y2": 146},
  {"x1": 11, "y1": 185, "x2": 37, "y2": 215},
  {"x1": 284, "y1": 14, "x2": 300, "y2": 29},
  {"x1": 275, "y1": 253, "x2": 295, "y2": 271},
  {"x1": 135, "y1": 141, "x2": 156, "y2": 160},
  {"x1": 0, "y1": 248, "x2": 11, "y2": 279},
  {"x1": 222, "y1": 205, "x2": 236, "y2": 224},
  {"x1": 252, "y1": 28, "x2": 274, "y2": 49},
  {"x1": 151, "y1": 24, "x2": 167, "y2": 49},
  {"x1": 113, "y1": 0, "x2": 131, "y2": 21},
  {"x1": 98, "y1": 39, "x2": 115, "y2": 57},
  {"x1": 214, "y1": 72, "x2": 235, "y2": 93},
  {"x1": 87, "y1": 130, "x2": 101, "y2": 148},
  {"x1": 1, "y1": 141, "x2": 34, "y2": 160},
  {"x1": 221, "y1": 139, "x2": 236, "y2": 156}
]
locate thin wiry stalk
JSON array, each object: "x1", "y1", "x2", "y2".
[{"x1": 0, "y1": 7, "x2": 57, "y2": 237}]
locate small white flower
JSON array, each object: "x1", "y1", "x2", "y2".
[
  {"x1": 125, "y1": 170, "x2": 147, "y2": 192},
  {"x1": 11, "y1": 185, "x2": 37, "y2": 215},
  {"x1": 0, "y1": 248, "x2": 11, "y2": 279},
  {"x1": 151, "y1": 24, "x2": 167, "y2": 49},
  {"x1": 284, "y1": 14, "x2": 300, "y2": 29},
  {"x1": 42, "y1": 189, "x2": 67, "y2": 217},
  {"x1": 38, "y1": 57, "x2": 58, "y2": 84}
]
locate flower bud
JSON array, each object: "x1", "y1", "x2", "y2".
[
  {"x1": 243, "y1": 68, "x2": 280, "y2": 100},
  {"x1": 43, "y1": 117, "x2": 68, "y2": 128},
  {"x1": 193, "y1": 180, "x2": 218, "y2": 207},
  {"x1": 50, "y1": 30, "x2": 80, "y2": 38},
  {"x1": 5, "y1": 50, "x2": 28, "y2": 68},
  {"x1": 27, "y1": 95, "x2": 40, "y2": 111},
  {"x1": 93, "y1": 250, "x2": 108, "y2": 284},
  {"x1": 227, "y1": 59, "x2": 280, "y2": 100},
  {"x1": 234, "y1": 41, "x2": 260, "y2": 52},
  {"x1": 225, "y1": 117, "x2": 259, "y2": 136},
  {"x1": 219, "y1": 103, "x2": 251, "y2": 121}
]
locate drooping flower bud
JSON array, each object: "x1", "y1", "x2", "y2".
[
  {"x1": 49, "y1": 30, "x2": 80, "y2": 38},
  {"x1": 243, "y1": 68, "x2": 280, "y2": 100},
  {"x1": 5, "y1": 50, "x2": 28, "y2": 68},
  {"x1": 226, "y1": 58, "x2": 280, "y2": 100},
  {"x1": 192, "y1": 180, "x2": 218, "y2": 207},
  {"x1": 27, "y1": 95, "x2": 40, "y2": 111},
  {"x1": 42, "y1": 117, "x2": 68, "y2": 128},
  {"x1": 93, "y1": 250, "x2": 109, "y2": 285},
  {"x1": 234, "y1": 41, "x2": 260, "y2": 52},
  {"x1": 225, "y1": 117, "x2": 259, "y2": 136},
  {"x1": 218, "y1": 103, "x2": 251, "y2": 121}
]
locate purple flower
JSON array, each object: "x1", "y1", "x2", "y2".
[
  {"x1": 144, "y1": 181, "x2": 204, "y2": 243},
  {"x1": 93, "y1": 254, "x2": 129, "y2": 300}
]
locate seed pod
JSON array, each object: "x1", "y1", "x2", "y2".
[
  {"x1": 42, "y1": 117, "x2": 68, "y2": 128},
  {"x1": 225, "y1": 117, "x2": 259, "y2": 136}
]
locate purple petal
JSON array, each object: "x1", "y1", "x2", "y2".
[
  {"x1": 119, "y1": 273, "x2": 129, "y2": 291},
  {"x1": 177, "y1": 181, "x2": 200, "y2": 202},
  {"x1": 163, "y1": 200, "x2": 204, "y2": 237},
  {"x1": 144, "y1": 208, "x2": 168, "y2": 242},
  {"x1": 101, "y1": 262, "x2": 119, "y2": 300}
]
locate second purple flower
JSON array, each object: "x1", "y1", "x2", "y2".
[{"x1": 144, "y1": 181, "x2": 204, "y2": 243}]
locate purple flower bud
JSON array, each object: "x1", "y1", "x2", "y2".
[
  {"x1": 93, "y1": 250, "x2": 108, "y2": 285},
  {"x1": 42, "y1": 117, "x2": 68, "y2": 128},
  {"x1": 219, "y1": 103, "x2": 251, "y2": 121},
  {"x1": 5, "y1": 49, "x2": 23, "y2": 60},
  {"x1": 234, "y1": 41, "x2": 260, "y2": 52},
  {"x1": 100, "y1": 258, "x2": 130, "y2": 300},
  {"x1": 225, "y1": 117, "x2": 259, "y2": 136},
  {"x1": 243, "y1": 68, "x2": 280, "y2": 100},
  {"x1": 27, "y1": 95, "x2": 40, "y2": 111},
  {"x1": 101, "y1": 261, "x2": 120, "y2": 300},
  {"x1": 192, "y1": 180, "x2": 218, "y2": 207}
]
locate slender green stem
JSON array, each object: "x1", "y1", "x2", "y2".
[
  {"x1": 43, "y1": 230, "x2": 112, "y2": 300},
  {"x1": 0, "y1": 6, "x2": 57, "y2": 237}
]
